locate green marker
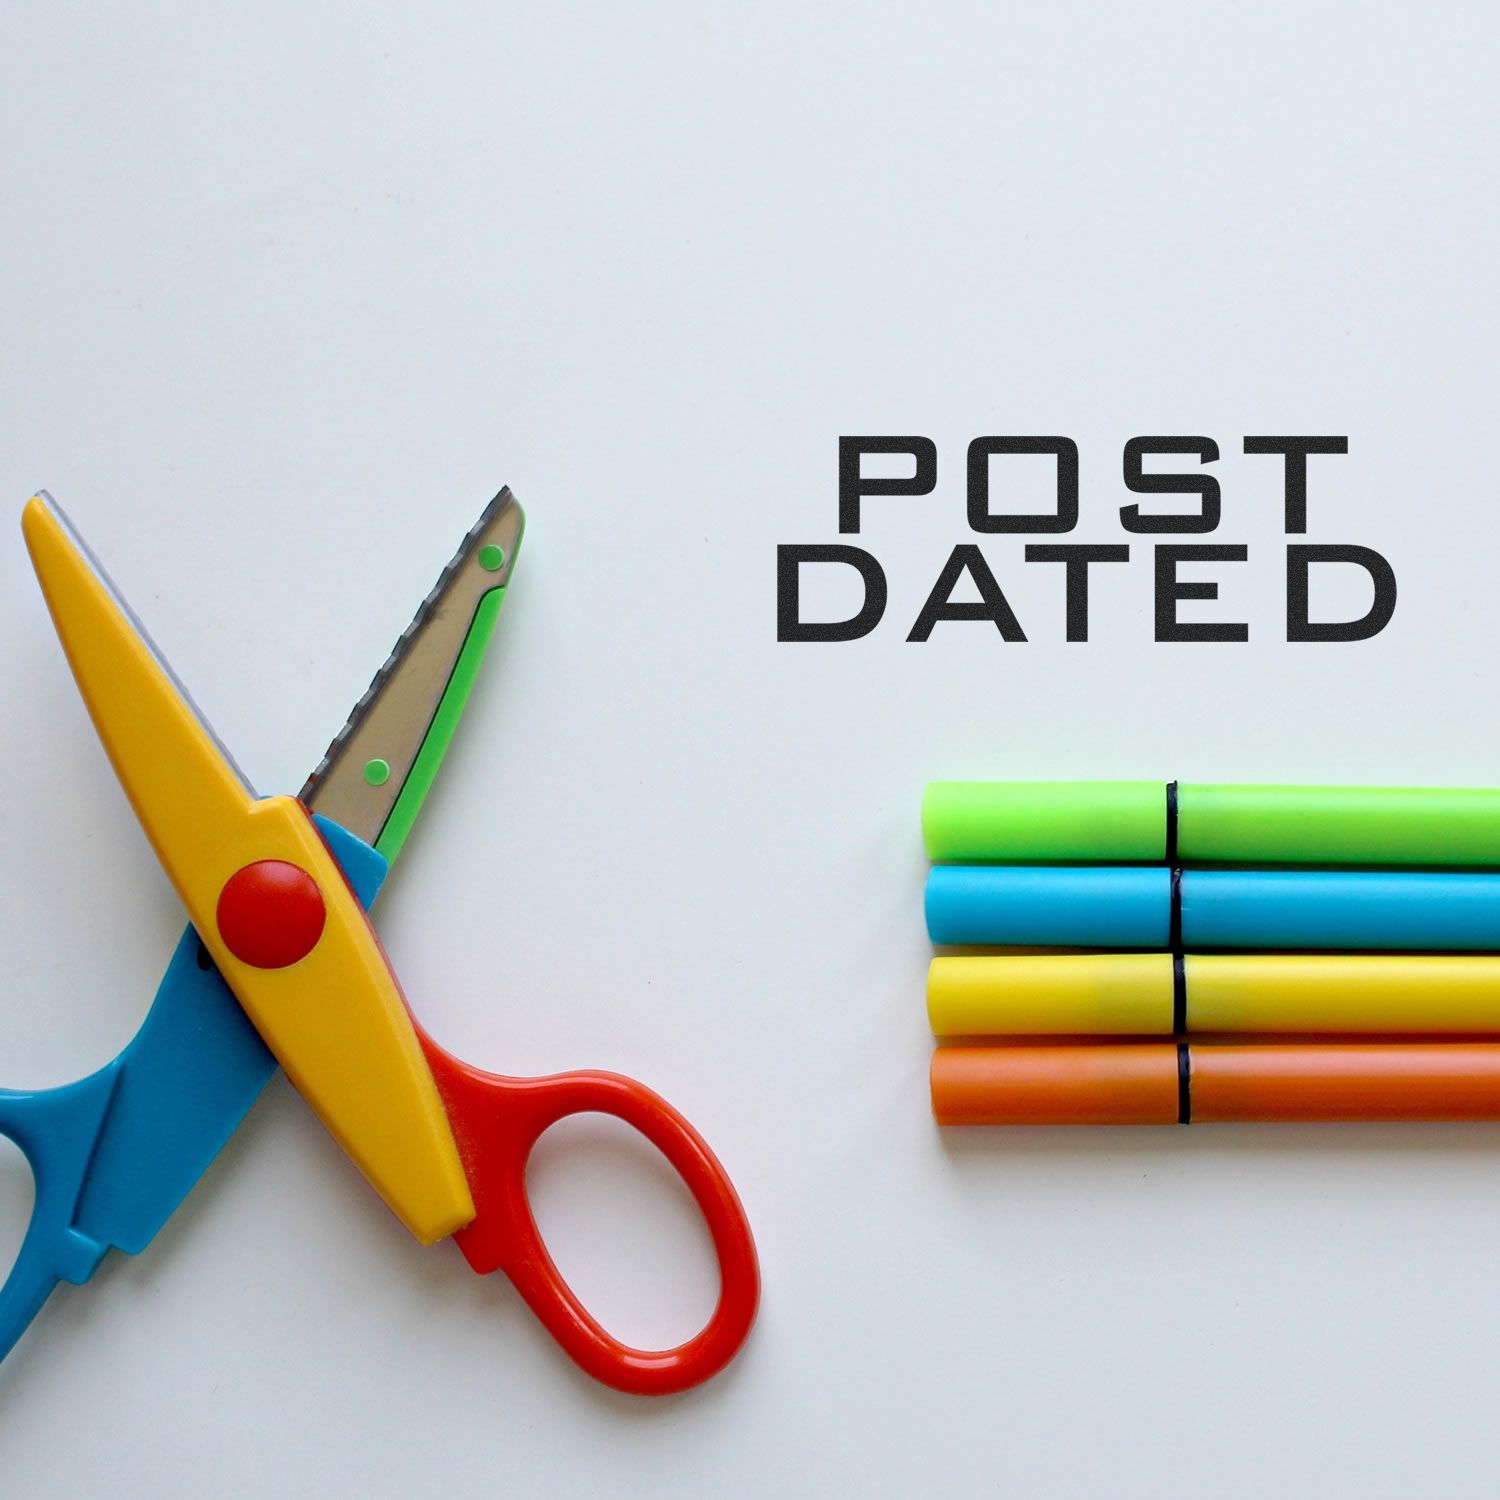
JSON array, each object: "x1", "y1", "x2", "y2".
[{"x1": 923, "y1": 781, "x2": 1500, "y2": 867}]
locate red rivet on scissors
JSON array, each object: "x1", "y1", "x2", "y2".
[{"x1": 216, "y1": 860, "x2": 326, "y2": 969}]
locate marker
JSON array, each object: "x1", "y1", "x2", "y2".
[
  {"x1": 922, "y1": 781, "x2": 1500, "y2": 867},
  {"x1": 931, "y1": 1042, "x2": 1500, "y2": 1125},
  {"x1": 924, "y1": 865, "x2": 1500, "y2": 951},
  {"x1": 928, "y1": 953, "x2": 1500, "y2": 1036}
]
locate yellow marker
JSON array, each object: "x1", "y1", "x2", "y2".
[
  {"x1": 1186, "y1": 954, "x2": 1500, "y2": 1034},
  {"x1": 22, "y1": 496, "x2": 474, "y2": 1245},
  {"x1": 928, "y1": 950, "x2": 1500, "y2": 1037}
]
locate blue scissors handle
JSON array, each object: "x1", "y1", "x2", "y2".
[
  {"x1": 0, "y1": 1072, "x2": 116, "y2": 1359},
  {"x1": 0, "y1": 818, "x2": 388, "y2": 1366}
]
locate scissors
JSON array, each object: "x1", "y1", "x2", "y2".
[{"x1": 0, "y1": 491, "x2": 758, "y2": 1396}]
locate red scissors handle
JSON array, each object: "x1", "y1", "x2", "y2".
[{"x1": 416, "y1": 1033, "x2": 759, "y2": 1396}]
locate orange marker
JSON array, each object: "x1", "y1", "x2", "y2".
[{"x1": 931, "y1": 1042, "x2": 1500, "y2": 1125}]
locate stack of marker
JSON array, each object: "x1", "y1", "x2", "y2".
[{"x1": 924, "y1": 782, "x2": 1500, "y2": 1125}]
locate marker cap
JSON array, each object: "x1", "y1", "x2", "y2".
[
  {"x1": 925, "y1": 864, "x2": 1171, "y2": 948},
  {"x1": 922, "y1": 781, "x2": 1167, "y2": 863},
  {"x1": 931, "y1": 1043, "x2": 1180, "y2": 1126},
  {"x1": 928, "y1": 953, "x2": 1174, "y2": 1036}
]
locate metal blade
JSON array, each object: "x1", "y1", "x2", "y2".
[{"x1": 301, "y1": 489, "x2": 523, "y2": 860}]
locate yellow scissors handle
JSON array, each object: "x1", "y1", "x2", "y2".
[{"x1": 23, "y1": 496, "x2": 473, "y2": 1245}]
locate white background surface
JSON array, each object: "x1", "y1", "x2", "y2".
[{"x1": 2, "y1": 4, "x2": 1498, "y2": 1495}]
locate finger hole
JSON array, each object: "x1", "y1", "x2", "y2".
[
  {"x1": 0, "y1": 1136, "x2": 34, "y2": 1291},
  {"x1": 526, "y1": 1113, "x2": 718, "y2": 1351}
]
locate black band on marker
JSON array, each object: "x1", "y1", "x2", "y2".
[
  {"x1": 1172, "y1": 952, "x2": 1187, "y2": 1035},
  {"x1": 1164, "y1": 780, "x2": 1179, "y2": 864},
  {"x1": 1177, "y1": 1042, "x2": 1191, "y2": 1125},
  {"x1": 1168, "y1": 866, "x2": 1183, "y2": 953}
]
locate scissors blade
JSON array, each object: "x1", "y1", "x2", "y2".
[
  {"x1": 301, "y1": 488, "x2": 523, "y2": 859},
  {"x1": 22, "y1": 494, "x2": 261, "y2": 875}
]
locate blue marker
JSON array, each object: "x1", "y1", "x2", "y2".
[{"x1": 926, "y1": 865, "x2": 1500, "y2": 951}]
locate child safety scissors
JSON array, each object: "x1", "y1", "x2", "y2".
[{"x1": 0, "y1": 491, "x2": 758, "y2": 1396}]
